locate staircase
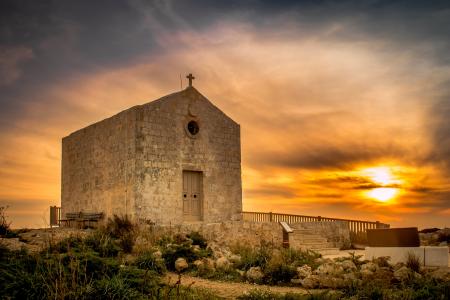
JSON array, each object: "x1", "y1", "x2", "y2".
[{"x1": 289, "y1": 228, "x2": 339, "y2": 255}]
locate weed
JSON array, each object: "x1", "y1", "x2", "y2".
[
  {"x1": 134, "y1": 250, "x2": 166, "y2": 275},
  {"x1": 0, "y1": 206, "x2": 11, "y2": 236},
  {"x1": 187, "y1": 231, "x2": 208, "y2": 248},
  {"x1": 406, "y1": 252, "x2": 421, "y2": 273}
]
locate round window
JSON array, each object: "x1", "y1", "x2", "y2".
[{"x1": 187, "y1": 120, "x2": 199, "y2": 135}]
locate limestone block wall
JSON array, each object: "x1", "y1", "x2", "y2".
[
  {"x1": 290, "y1": 221, "x2": 351, "y2": 249},
  {"x1": 147, "y1": 221, "x2": 283, "y2": 247},
  {"x1": 134, "y1": 88, "x2": 242, "y2": 224},
  {"x1": 61, "y1": 108, "x2": 137, "y2": 219}
]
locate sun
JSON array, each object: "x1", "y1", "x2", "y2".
[
  {"x1": 366, "y1": 187, "x2": 398, "y2": 202},
  {"x1": 359, "y1": 166, "x2": 402, "y2": 202}
]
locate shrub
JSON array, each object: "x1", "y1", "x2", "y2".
[
  {"x1": 85, "y1": 231, "x2": 121, "y2": 257},
  {"x1": 134, "y1": 251, "x2": 166, "y2": 275},
  {"x1": 237, "y1": 289, "x2": 340, "y2": 300},
  {"x1": 280, "y1": 248, "x2": 321, "y2": 269},
  {"x1": 263, "y1": 257, "x2": 297, "y2": 284},
  {"x1": 90, "y1": 276, "x2": 142, "y2": 299},
  {"x1": 0, "y1": 206, "x2": 11, "y2": 236},
  {"x1": 406, "y1": 252, "x2": 421, "y2": 273},
  {"x1": 232, "y1": 242, "x2": 272, "y2": 270},
  {"x1": 373, "y1": 256, "x2": 391, "y2": 268},
  {"x1": 161, "y1": 239, "x2": 212, "y2": 271},
  {"x1": 103, "y1": 215, "x2": 137, "y2": 253},
  {"x1": 187, "y1": 231, "x2": 208, "y2": 248}
]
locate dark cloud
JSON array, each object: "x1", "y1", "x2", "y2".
[{"x1": 248, "y1": 143, "x2": 410, "y2": 170}]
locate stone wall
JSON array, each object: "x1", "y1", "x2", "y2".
[
  {"x1": 147, "y1": 221, "x2": 283, "y2": 247},
  {"x1": 61, "y1": 107, "x2": 137, "y2": 219},
  {"x1": 290, "y1": 221, "x2": 351, "y2": 249}
]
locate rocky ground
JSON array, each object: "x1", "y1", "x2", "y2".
[
  {"x1": 420, "y1": 228, "x2": 450, "y2": 246},
  {"x1": 1, "y1": 226, "x2": 450, "y2": 299}
]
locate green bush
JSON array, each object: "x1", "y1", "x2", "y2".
[
  {"x1": 0, "y1": 233, "x2": 220, "y2": 300},
  {"x1": 85, "y1": 231, "x2": 121, "y2": 257},
  {"x1": 237, "y1": 289, "x2": 340, "y2": 300},
  {"x1": 104, "y1": 215, "x2": 137, "y2": 253},
  {"x1": 187, "y1": 231, "x2": 208, "y2": 248},
  {"x1": 232, "y1": 242, "x2": 272, "y2": 270},
  {"x1": 263, "y1": 258, "x2": 297, "y2": 284},
  {"x1": 161, "y1": 240, "x2": 212, "y2": 271},
  {"x1": 134, "y1": 251, "x2": 166, "y2": 275}
]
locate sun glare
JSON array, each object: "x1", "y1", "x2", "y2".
[
  {"x1": 367, "y1": 187, "x2": 398, "y2": 202},
  {"x1": 359, "y1": 166, "x2": 403, "y2": 203},
  {"x1": 362, "y1": 167, "x2": 396, "y2": 185}
]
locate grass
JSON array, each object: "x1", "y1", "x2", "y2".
[
  {"x1": 0, "y1": 216, "x2": 219, "y2": 299},
  {"x1": 406, "y1": 252, "x2": 421, "y2": 273}
]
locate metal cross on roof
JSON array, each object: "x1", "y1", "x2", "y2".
[{"x1": 186, "y1": 73, "x2": 195, "y2": 87}]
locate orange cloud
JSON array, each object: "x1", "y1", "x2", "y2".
[{"x1": 1, "y1": 22, "x2": 449, "y2": 229}]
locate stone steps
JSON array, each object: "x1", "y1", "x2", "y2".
[
  {"x1": 313, "y1": 248, "x2": 340, "y2": 255},
  {"x1": 290, "y1": 226, "x2": 331, "y2": 251}
]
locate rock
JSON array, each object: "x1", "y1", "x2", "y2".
[
  {"x1": 203, "y1": 258, "x2": 215, "y2": 270},
  {"x1": 301, "y1": 275, "x2": 320, "y2": 289},
  {"x1": 394, "y1": 266, "x2": 416, "y2": 281},
  {"x1": 343, "y1": 272, "x2": 357, "y2": 283},
  {"x1": 393, "y1": 262, "x2": 405, "y2": 271},
  {"x1": 246, "y1": 266, "x2": 264, "y2": 282},
  {"x1": 193, "y1": 260, "x2": 203, "y2": 268},
  {"x1": 290, "y1": 278, "x2": 302, "y2": 284},
  {"x1": 192, "y1": 245, "x2": 201, "y2": 253},
  {"x1": 361, "y1": 262, "x2": 378, "y2": 272},
  {"x1": 360, "y1": 269, "x2": 374, "y2": 278},
  {"x1": 215, "y1": 256, "x2": 231, "y2": 270},
  {"x1": 339, "y1": 260, "x2": 357, "y2": 272},
  {"x1": 153, "y1": 250, "x2": 162, "y2": 259},
  {"x1": 237, "y1": 270, "x2": 245, "y2": 277},
  {"x1": 174, "y1": 258, "x2": 188, "y2": 272},
  {"x1": 319, "y1": 277, "x2": 346, "y2": 289},
  {"x1": 228, "y1": 254, "x2": 241, "y2": 264},
  {"x1": 315, "y1": 262, "x2": 344, "y2": 276},
  {"x1": 296, "y1": 265, "x2": 312, "y2": 279},
  {"x1": 429, "y1": 268, "x2": 450, "y2": 281}
]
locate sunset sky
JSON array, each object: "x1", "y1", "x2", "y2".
[{"x1": 1, "y1": 1, "x2": 449, "y2": 228}]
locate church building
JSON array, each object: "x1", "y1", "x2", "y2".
[{"x1": 61, "y1": 75, "x2": 242, "y2": 224}]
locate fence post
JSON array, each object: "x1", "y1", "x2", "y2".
[
  {"x1": 318, "y1": 216, "x2": 321, "y2": 222},
  {"x1": 376, "y1": 221, "x2": 380, "y2": 228},
  {"x1": 269, "y1": 212, "x2": 273, "y2": 222}
]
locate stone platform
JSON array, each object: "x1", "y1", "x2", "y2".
[{"x1": 365, "y1": 246, "x2": 449, "y2": 267}]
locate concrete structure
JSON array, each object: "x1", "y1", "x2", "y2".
[
  {"x1": 61, "y1": 86, "x2": 242, "y2": 224},
  {"x1": 365, "y1": 246, "x2": 449, "y2": 267}
]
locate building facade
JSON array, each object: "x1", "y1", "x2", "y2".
[{"x1": 61, "y1": 86, "x2": 242, "y2": 224}]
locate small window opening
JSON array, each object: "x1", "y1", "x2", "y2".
[{"x1": 187, "y1": 120, "x2": 199, "y2": 135}]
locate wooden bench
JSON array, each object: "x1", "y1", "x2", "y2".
[
  {"x1": 78, "y1": 212, "x2": 104, "y2": 229},
  {"x1": 59, "y1": 212, "x2": 80, "y2": 227}
]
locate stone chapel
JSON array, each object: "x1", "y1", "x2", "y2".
[{"x1": 61, "y1": 77, "x2": 242, "y2": 224}]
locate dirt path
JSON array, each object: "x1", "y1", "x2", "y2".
[{"x1": 164, "y1": 273, "x2": 314, "y2": 299}]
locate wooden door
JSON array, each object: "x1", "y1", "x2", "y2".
[{"x1": 182, "y1": 171, "x2": 203, "y2": 221}]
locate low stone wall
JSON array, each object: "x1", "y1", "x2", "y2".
[
  {"x1": 147, "y1": 221, "x2": 283, "y2": 247},
  {"x1": 290, "y1": 221, "x2": 351, "y2": 249}
]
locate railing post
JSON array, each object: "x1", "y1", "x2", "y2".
[
  {"x1": 318, "y1": 216, "x2": 321, "y2": 222},
  {"x1": 269, "y1": 212, "x2": 273, "y2": 222},
  {"x1": 376, "y1": 221, "x2": 380, "y2": 228}
]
